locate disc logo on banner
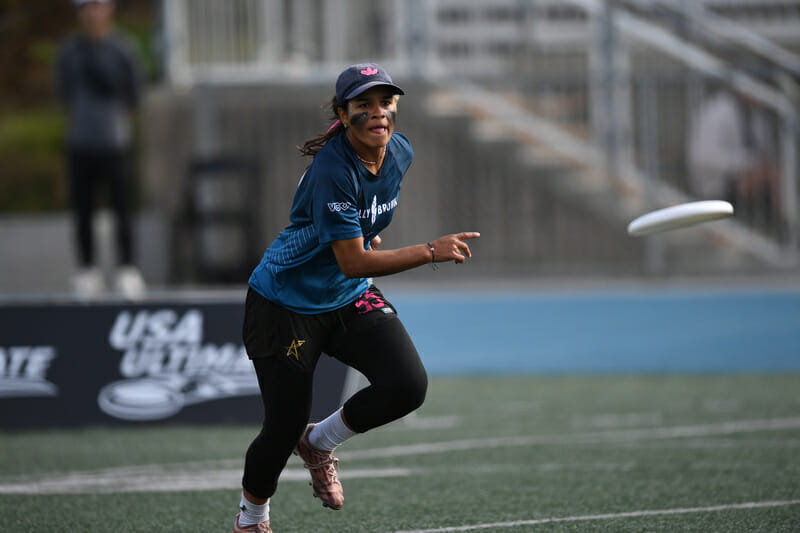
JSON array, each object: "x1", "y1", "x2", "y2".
[
  {"x1": 97, "y1": 309, "x2": 258, "y2": 421},
  {"x1": 0, "y1": 345, "x2": 58, "y2": 398}
]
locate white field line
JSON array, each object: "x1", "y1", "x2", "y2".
[
  {"x1": 338, "y1": 416, "x2": 800, "y2": 460},
  {"x1": 0, "y1": 467, "x2": 411, "y2": 495},
  {"x1": 1, "y1": 415, "x2": 798, "y2": 495},
  {"x1": 392, "y1": 500, "x2": 800, "y2": 533}
]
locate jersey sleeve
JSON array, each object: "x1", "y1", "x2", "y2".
[
  {"x1": 391, "y1": 132, "x2": 414, "y2": 174},
  {"x1": 313, "y1": 161, "x2": 364, "y2": 244}
]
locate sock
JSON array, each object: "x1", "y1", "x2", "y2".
[
  {"x1": 238, "y1": 493, "x2": 269, "y2": 527},
  {"x1": 308, "y1": 407, "x2": 358, "y2": 452}
]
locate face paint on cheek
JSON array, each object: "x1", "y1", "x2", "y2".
[
  {"x1": 349, "y1": 112, "x2": 369, "y2": 127},
  {"x1": 388, "y1": 111, "x2": 397, "y2": 126},
  {"x1": 345, "y1": 102, "x2": 368, "y2": 128}
]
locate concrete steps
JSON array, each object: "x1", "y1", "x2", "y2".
[{"x1": 423, "y1": 83, "x2": 794, "y2": 275}]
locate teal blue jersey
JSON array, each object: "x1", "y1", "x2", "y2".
[{"x1": 249, "y1": 132, "x2": 413, "y2": 314}]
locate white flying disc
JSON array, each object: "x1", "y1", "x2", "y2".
[{"x1": 627, "y1": 200, "x2": 734, "y2": 236}]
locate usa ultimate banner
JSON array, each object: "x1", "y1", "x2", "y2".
[{"x1": 0, "y1": 297, "x2": 350, "y2": 428}]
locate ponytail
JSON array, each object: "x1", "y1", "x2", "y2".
[{"x1": 298, "y1": 96, "x2": 345, "y2": 158}]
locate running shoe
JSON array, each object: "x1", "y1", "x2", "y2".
[{"x1": 294, "y1": 424, "x2": 344, "y2": 509}]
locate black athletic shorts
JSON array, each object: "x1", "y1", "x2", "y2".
[{"x1": 242, "y1": 285, "x2": 399, "y2": 373}]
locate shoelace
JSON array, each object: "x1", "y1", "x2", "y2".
[{"x1": 303, "y1": 454, "x2": 340, "y2": 482}]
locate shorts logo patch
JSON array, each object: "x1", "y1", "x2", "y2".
[
  {"x1": 286, "y1": 339, "x2": 306, "y2": 360},
  {"x1": 355, "y1": 291, "x2": 386, "y2": 314}
]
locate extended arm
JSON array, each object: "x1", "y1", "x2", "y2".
[{"x1": 331, "y1": 232, "x2": 480, "y2": 278}]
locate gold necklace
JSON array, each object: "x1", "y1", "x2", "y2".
[{"x1": 357, "y1": 147, "x2": 384, "y2": 166}]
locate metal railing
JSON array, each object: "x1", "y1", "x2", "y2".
[
  {"x1": 158, "y1": 0, "x2": 800, "y2": 272},
  {"x1": 570, "y1": 0, "x2": 800, "y2": 263}
]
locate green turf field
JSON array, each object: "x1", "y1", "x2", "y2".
[{"x1": 2, "y1": 375, "x2": 799, "y2": 532}]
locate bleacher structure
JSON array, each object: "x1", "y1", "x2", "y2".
[{"x1": 151, "y1": 0, "x2": 800, "y2": 280}]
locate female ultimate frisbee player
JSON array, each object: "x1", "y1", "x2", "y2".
[{"x1": 233, "y1": 63, "x2": 480, "y2": 532}]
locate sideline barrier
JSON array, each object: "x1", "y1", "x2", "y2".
[{"x1": 0, "y1": 295, "x2": 349, "y2": 428}]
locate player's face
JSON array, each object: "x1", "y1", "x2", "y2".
[{"x1": 340, "y1": 87, "x2": 398, "y2": 151}]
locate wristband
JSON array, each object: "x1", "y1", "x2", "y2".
[{"x1": 427, "y1": 242, "x2": 439, "y2": 271}]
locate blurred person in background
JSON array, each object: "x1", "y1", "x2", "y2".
[
  {"x1": 55, "y1": 0, "x2": 145, "y2": 298},
  {"x1": 233, "y1": 63, "x2": 479, "y2": 532},
  {"x1": 688, "y1": 87, "x2": 781, "y2": 232}
]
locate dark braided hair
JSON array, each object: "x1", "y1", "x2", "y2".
[{"x1": 297, "y1": 96, "x2": 345, "y2": 158}]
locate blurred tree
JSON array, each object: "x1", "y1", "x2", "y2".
[
  {"x1": 0, "y1": 0, "x2": 155, "y2": 211},
  {"x1": 0, "y1": 0, "x2": 74, "y2": 109}
]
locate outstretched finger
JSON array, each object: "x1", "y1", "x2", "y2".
[{"x1": 456, "y1": 232, "x2": 481, "y2": 241}]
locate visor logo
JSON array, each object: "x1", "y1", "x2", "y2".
[{"x1": 360, "y1": 67, "x2": 378, "y2": 76}]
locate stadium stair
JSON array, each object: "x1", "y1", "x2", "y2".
[{"x1": 421, "y1": 82, "x2": 795, "y2": 275}]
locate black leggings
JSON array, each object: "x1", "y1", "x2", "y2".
[
  {"x1": 68, "y1": 149, "x2": 133, "y2": 266},
  {"x1": 241, "y1": 288, "x2": 428, "y2": 499}
]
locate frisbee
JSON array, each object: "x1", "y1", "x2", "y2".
[{"x1": 627, "y1": 200, "x2": 734, "y2": 236}]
